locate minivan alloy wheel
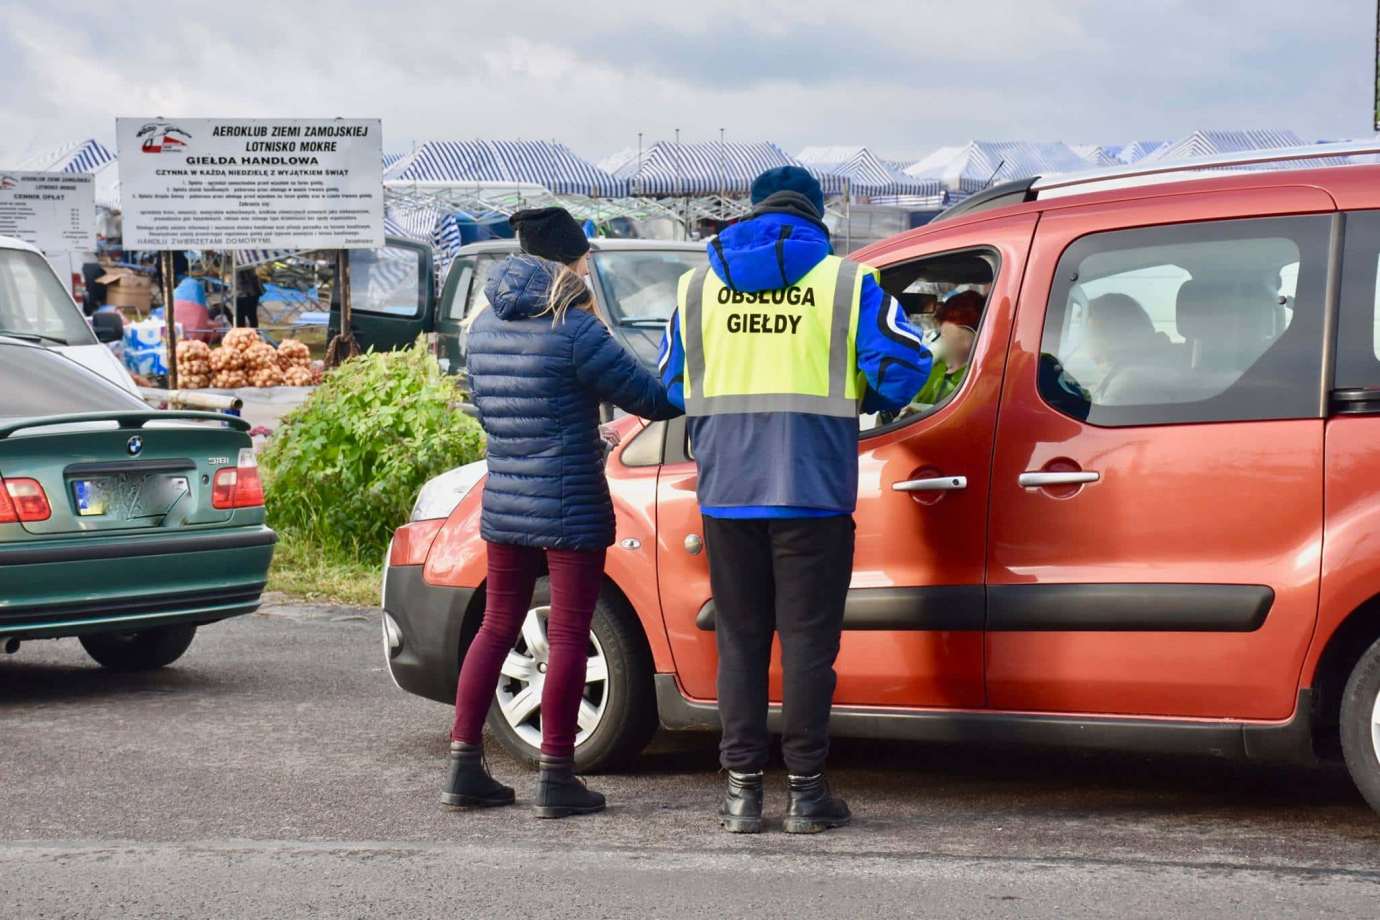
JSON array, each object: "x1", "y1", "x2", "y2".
[
  {"x1": 1339, "y1": 635, "x2": 1380, "y2": 815},
  {"x1": 1372, "y1": 687, "x2": 1380, "y2": 766},
  {"x1": 493, "y1": 605, "x2": 610, "y2": 751}
]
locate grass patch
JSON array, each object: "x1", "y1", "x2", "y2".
[{"x1": 267, "y1": 530, "x2": 382, "y2": 607}]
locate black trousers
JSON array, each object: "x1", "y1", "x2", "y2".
[{"x1": 702, "y1": 515, "x2": 854, "y2": 776}]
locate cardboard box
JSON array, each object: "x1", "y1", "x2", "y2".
[{"x1": 96, "y1": 268, "x2": 155, "y2": 311}]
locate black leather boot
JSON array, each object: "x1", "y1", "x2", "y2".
[
  {"x1": 719, "y1": 770, "x2": 764, "y2": 834},
  {"x1": 441, "y1": 741, "x2": 515, "y2": 808},
  {"x1": 534, "y1": 755, "x2": 606, "y2": 819},
  {"x1": 783, "y1": 773, "x2": 850, "y2": 834}
]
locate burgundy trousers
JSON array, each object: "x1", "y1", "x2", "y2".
[{"x1": 450, "y1": 541, "x2": 606, "y2": 760}]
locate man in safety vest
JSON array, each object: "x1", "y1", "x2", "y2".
[{"x1": 658, "y1": 166, "x2": 931, "y2": 834}]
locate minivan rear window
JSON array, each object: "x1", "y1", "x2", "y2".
[
  {"x1": 0, "y1": 344, "x2": 145, "y2": 419},
  {"x1": 347, "y1": 245, "x2": 425, "y2": 318},
  {"x1": 1038, "y1": 215, "x2": 1331, "y2": 427}
]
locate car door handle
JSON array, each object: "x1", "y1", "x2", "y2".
[
  {"x1": 893, "y1": 475, "x2": 967, "y2": 492},
  {"x1": 1018, "y1": 471, "x2": 1100, "y2": 488}
]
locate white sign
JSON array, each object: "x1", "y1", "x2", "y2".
[
  {"x1": 115, "y1": 117, "x2": 384, "y2": 250},
  {"x1": 0, "y1": 172, "x2": 96, "y2": 252}
]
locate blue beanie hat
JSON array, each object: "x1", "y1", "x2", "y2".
[{"x1": 750, "y1": 166, "x2": 824, "y2": 219}]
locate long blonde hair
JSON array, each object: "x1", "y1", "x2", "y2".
[
  {"x1": 540, "y1": 258, "x2": 593, "y2": 326},
  {"x1": 460, "y1": 255, "x2": 594, "y2": 332}
]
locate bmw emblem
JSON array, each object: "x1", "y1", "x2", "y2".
[{"x1": 126, "y1": 435, "x2": 143, "y2": 457}]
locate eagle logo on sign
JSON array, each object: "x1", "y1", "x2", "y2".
[
  {"x1": 137, "y1": 122, "x2": 192, "y2": 154},
  {"x1": 0, "y1": 176, "x2": 17, "y2": 190}
]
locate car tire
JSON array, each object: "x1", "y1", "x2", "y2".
[
  {"x1": 1340, "y1": 635, "x2": 1380, "y2": 815},
  {"x1": 79, "y1": 624, "x2": 198, "y2": 671},
  {"x1": 485, "y1": 580, "x2": 658, "y2": 774}
]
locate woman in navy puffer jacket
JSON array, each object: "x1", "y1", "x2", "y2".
[{"x1": 444, "y1": 207, "x2": 681, "y2": 819}]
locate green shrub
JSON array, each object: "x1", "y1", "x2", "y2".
[{"x1": 260, "y1": 341, "x2": 484, "y2": 560}]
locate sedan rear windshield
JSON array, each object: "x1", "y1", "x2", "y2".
[
  {"x1": 0, "y1": 249, "x2": 97, "y2": 346},
  {"x1": 0, "y1": 344, "x2": 145, "y2": 419}
]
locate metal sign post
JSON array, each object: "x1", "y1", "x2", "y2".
[
  {"x1": 161, "y1": 250, "x2": 179, "y2": 389},
  {"x1": 325, "y1": 249, "x2": 359, "y2": 367},
  {"x1": 227, "y1": 250, "x2": 238, "y2": 327}
]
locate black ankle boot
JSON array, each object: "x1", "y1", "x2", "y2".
[
  {"x1": 534, "y1": 755, "x2": 606, "y2": 819},
  {"x1": 441, "y1": 742, "x2": 515, "y2": 808},
  {"x1": 783, "y1": 773, "x2": 850, "y2": 834},
  {"x1": 719, "y1": 770, "x2": 764, "y2": 834}
]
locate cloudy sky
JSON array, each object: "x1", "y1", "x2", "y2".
[{"x1": 1, "y1": 0, "x2": 1371, "y2": 164}]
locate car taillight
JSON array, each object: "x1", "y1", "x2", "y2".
[
  {"x1": 211, "y1": 448, "x2": 265, "y2": 509},
  {"x1": 72, "y1": 273, "x2": 85, "y2": 305},
  {"x1": 0, "y1": 478, "x2": 52, "y2": 523}
]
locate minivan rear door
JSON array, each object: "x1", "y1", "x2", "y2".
[
  {"x1": 986, "y1": 187, "x2": 1336, "y2": 722},
  {"x1": 328, "y1": 238, "x2": 434, "y2": 352}
]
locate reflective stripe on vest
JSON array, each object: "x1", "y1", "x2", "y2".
[{"x1": 681, "y1": 257, "x2": 866, "y2": 419}]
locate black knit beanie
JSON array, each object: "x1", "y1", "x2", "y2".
[{"x1": 509, "y1": 207, "x2": 590, "y2": 264}]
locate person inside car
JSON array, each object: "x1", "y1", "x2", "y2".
[
  {"x1": 1085, "y1": 292, "x2": 1173, "y2": 402},
  {"x1": 910, "y1": 290, "x2": 983, "y2": 408}
]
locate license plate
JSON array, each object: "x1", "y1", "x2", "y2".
[{"x1": 73, "y1": 473, "x2": 190, "y2": 520}]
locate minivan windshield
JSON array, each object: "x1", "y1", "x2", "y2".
[
  {"x1": 0, "y1": 248, "x2": 97, "y2": 346},
  {"x1": 592, "y1": 250, "x2": 706, "y2": 326}
]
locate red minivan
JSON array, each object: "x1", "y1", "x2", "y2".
[{"x1": 383, "y1": 149, "x2": 1380, "y2": 815}]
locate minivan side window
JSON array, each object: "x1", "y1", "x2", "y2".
[
  {"x1": 1038, "y1": 215, "x2": 1331, "y2": 427},
  {"x1": 861, "y1": 248, "x2": 998, "y2": 434},
  {"x1": 1334, "y1": 211, "x2": 1380, "y2": 388}
]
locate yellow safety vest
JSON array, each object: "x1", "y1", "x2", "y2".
[{"x1": 676, "y1": 255, "x2": 873, "y2": 418}]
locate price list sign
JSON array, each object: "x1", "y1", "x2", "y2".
[{"x1": 0, "y1": 172, "x2": 96, "y2": 252}]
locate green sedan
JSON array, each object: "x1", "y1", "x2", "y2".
[{"x1": 0, "y1": 336, "x2": 275, "y2": 670}]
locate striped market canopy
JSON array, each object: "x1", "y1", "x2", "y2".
[
  {"x1": 596, "y1": 147, "x2": 640, "y2": 176},
  {"x1": 12, "y1": 138, "x2": 116, "y2": 173},
  {"x1": 797, "y1": 146, "x2": 943, "y2": 199},
  {"x1": 1115, "y1": 140, "x2": 1167, "y2": 164},
  {"x1": 1136, "y1": 129, "x2": 1352, "y2": 171},
  {"x1": 385, "y1": 140, "x2": 627, "y2": 196},
  {"x1": 903, "y1": 141, "x2": 1092, "y2": 195},
  {"x1": 613, "y1": 140, "x2": 839, "y2": 196},
  {"x1": 1144, "y1": 129, "x2": 1305, "y2": 161},
  {"x1": 5, "y1": 138, "x2": 119, "y2": 209},
  {"x1": 1070, "y1": 144, "x2": 1122, "y2": 167}
]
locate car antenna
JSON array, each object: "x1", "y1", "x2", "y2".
[{"x1": 982, "y1": 159, "x2": 1007, "y2": 190}]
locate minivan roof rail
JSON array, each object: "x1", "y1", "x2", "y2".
[
  {"x1": 929, "y1": 139, "x2": 1380, "y2": 223},
  {"x1": 1032, "y1": 139, "x2": 1380, "y2": 193},
  {"x1": 928, "y1": 178, "x2": 1038, "y2": 224}
]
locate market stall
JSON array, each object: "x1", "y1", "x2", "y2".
[{"x1": 901, "y1": 140, "x2": 1094, "y2": 197}]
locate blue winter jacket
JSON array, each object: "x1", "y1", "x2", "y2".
[
  {"x1": 469, "y1": 254, "x2": 682, "y2": 551},
  {"x1": 658, "y1": 212, "x2": 931, "y2": 518}
]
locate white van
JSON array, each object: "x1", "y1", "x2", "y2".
[{"x1": 0, "y1": 235, "x2": 137, "y2": 393}]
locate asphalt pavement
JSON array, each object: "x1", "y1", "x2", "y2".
[{"x1": 4, "y1": 597, "x2": 1380, "y2": 919}]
